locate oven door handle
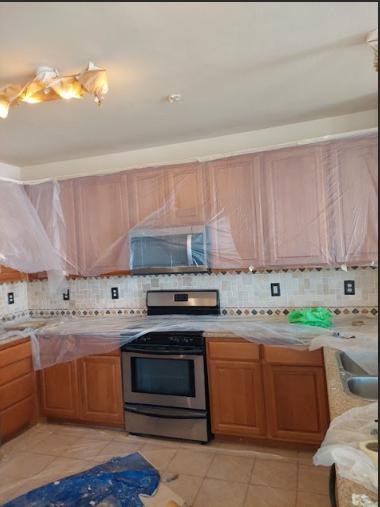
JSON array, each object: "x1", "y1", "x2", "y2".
[
  {"x1": 122, "y1": 347, "x2": 203, "y2": 355},
  {"x1": 125, "y1": 406, "x2": 205, "y2": 420}
]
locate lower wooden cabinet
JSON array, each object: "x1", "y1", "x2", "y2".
[
  {"x1": 207, "y1": 339, "x2": 329, "y2": 445},
  {"x1": 0, "y1": 338, "x2": 38, "y2": 442},
  {"x1": 39, "y1": 350, "x2": 124, "y2": 428}
]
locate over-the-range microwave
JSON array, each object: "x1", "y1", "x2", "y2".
[{"x1": 129, "y1": 225, "x2": 209, "y2": 274}]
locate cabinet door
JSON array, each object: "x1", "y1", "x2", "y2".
[
  {"x1": 165, "y1": 163, "x2": 208, "y2": 226},
  {"x1": 39, "y1": 361, "x2": 80, "y2": 420},
  {"x1": 74, "y1": 173, "x2": 130, "y2": 275},
  {"x1": 78, "y1": 354, "x2": 124, "y2": 427},
  {"x1": 263, "y1": 364, "x2": 329, "y2": 444},
  {"x1": 208, "y1": 154, "x2": 264, "y2": 269},
  {"x1": 331, "y1": 136, "x2": 378, "y2": 265},
  {"x1": 262, "y1": 145, "x2": 330, "y2": 267},
  {"x1": 0, "y1": 265, "x2": 27, "y2": 283},
  {"x1": 127, "y1": 167, "x2": 167, "y2": 229},
  {"x1": 208, "y1": 359, "x2": 266, "y2": 437}
]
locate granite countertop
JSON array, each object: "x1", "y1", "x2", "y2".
[{"x1": 323, "y1": 348, "x2": 378, "y2": 507}]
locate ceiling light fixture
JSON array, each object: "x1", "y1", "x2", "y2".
[
  {"x1": 367, "y1": 28, "x2": 378, "y2": 72},
  {"x1": 0, "y1": 62, "x2": 109, "y2": 119},
  {"x1": 167, "y1": 93, "x2": 182, "y2": 103}
]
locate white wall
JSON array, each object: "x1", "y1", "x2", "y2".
[
  {"x1": 0, "y1": 162, "x2": 21, "y2": 180},
  {"x1": 20, "y1": 109, "x2": 378, "y2": 181}
]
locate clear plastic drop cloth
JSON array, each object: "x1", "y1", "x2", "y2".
[
  {"x1": 313, "y1": 402, "x2": 378, "y2": 493},
  {"x1": 28, "y1": 314, "x2": 377, "y2": 370},
  {"x1": 0, "y1": 132, "x2": 375, "y2": 285}
]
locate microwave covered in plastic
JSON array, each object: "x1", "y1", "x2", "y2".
[{"x1": 129, "y1": 225, "x2": 209, "y2": 274}]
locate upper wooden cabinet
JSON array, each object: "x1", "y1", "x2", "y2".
[
  {"x1": 208, "y1": 155, "x2": 265, "y2": 269},
  {"x1": 330, "y1": 136, "x2": 378, "y2": 265},
  {"x1": 0, "y1": 265, "x2": 27, "y2": 283},
  {"x1": 74, "y1": 173, "x2": 130, "y2": 275},
  {"x1": 262, "y1": 145, "x2": 331, "y2": 267},
  {"x1": 127, "y1": 167, "x2": 167, "y2": 229},
  {"x1": 128, "y1": 163, "x2": 208, "y2": 231}
]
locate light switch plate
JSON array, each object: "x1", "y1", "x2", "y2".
[
  {"x1": 111, "y1": 287, "x2": 119, "y2": 299},
  {"x1": 271, "y1": 283, "x2": 281, "y2": 297},
  {"x1": 344, "y1": 280, "x2": 355, "y2": 295},
  {"x1": 63, "y1": 289, "x2": 70, "y2": 301},
  {"x1": 7, "y1": 292, "x2": 14, "y2": 304}
]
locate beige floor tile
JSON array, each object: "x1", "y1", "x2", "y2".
[
  {"x1": 94, "y1": 441, "x2": 143, "y2": 461},
  {"x1": 61, "y1": 437, "x2": 109, "y2": 459},
  {"x1": 0, "y1": 451, "x2": 55, "y2": 479},
  {"x1": 207, "y1": 453, "x2": 255, "y2": 483},
  {"x1": 244, "y1": 485, "x2": 297, "y2": 507},
  {"x1": 0, "y1": 476, "x2": 42, "y2": 505},
  {"x1": 1, "y1": 429, "x2": 48, "y2": 455},
  {"x1": 251, "y1": 459, "x2": 298, "y2": 490},
  {"x1": 296, "y1": 491, "x2": 330, "y2": 507},
  {"x1": 30, "y1": 433, "x2": 81, "y2": 456},
  {"x1": 140, "y1": 448, "x2": 178, "y2": 472},
  {"x1": 167, "y1": 449, "x2": 215, "y2": 477},
  {"x1": 297, "y1": 450, "x2": 317, "y2": 465},
  {"x1": 194, "y1": 478, "x2": 248, "y2": 507},
  {"x1": 32, "y1": 457, "x2": 92, "y2": 487},
  {"x1": 53, "y1": 425, "x2": 117, "y2": 441},
  {"x1": 298, "y1": 464, "x2": 330, "y2": 495},
  {"x1": 163, "y1": 473, "x2": 203, "y2": 506}
]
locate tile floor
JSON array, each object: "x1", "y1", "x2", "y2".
[{"x1": 0, "y1": 423, "x2": 331, "y2": 506}]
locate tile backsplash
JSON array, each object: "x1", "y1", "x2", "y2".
[
  {"x1": 23, "y1": 267, "x2": 378, "y2": 318},
  {"x1": 0, "y1": 281, "x2": 29, "y2": 321}
]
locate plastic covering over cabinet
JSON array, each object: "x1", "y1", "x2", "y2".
[{"x1": 0, "y1": 133, "x2": 377, "y2": 282}]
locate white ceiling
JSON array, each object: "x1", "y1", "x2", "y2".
[{"x1": 0, "y1": 2, "x2": 378, "y2": 167}]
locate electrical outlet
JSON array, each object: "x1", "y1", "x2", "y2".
[
  {"x1": 7, "y1": 292, "x2": 14, "y2": 305},
  {"x1": 63, "y1": 289, "x2": 70, "y2": 301},
  {"x1": 344, "y1": 280, "x2": 355, "y2": 295},
  {"x1": 271, "y1": 283, "x2": 281, "y2": 297},
  {"x1": 111, "y1": 287, "x2": 119, "y2": 299}
]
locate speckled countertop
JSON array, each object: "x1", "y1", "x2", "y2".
[{"x1": 323, "y1": 348, "x2": 378, "y2": 507}]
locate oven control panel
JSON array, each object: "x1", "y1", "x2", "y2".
[{"x1": 121, "y1": 331, "x2": 204, "y2": 351}]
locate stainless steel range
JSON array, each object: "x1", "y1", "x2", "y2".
[{"x1": 121, "y1": 290, "x2": 220, "y2": 443}]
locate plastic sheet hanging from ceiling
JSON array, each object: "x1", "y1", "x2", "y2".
[{"x1": 0, "y1": 132, "x2": 378, "y2": 368}]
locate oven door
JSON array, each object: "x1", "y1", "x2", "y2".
[{"x1": 122, "y1": 351, "x2": 206, "y2": 410}]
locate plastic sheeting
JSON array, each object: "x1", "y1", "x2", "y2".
[
  {"x1": 3, "y1": 452, "x2": 160, "y2": 507},
  {"x1": 26, "y1": 314, "x2": 377, "y2": 370},
  {"x1": 0, "y1": 132, "x2": 377, "y2": 286},
  {"x1": 314, "y1": 402, "x2": 378, "y2": 493}
]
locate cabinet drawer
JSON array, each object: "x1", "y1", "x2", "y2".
[
  {"x1": 0, "y1": 373, "x2": 35, "y2": 410},
  {"x1": 0, "y1": 395, "x2": 36, "y2": 441},
  {"x1": 208, "y1": 340, "x2": 260, "y2": 361},
  {"x1": 263, "y1": 346, "x2": 323, "y2": 366},
  {"x1": 0, "y1": 341, "x2": 32, "y2": 368},
  {"x1": 0, "y1": 357, "x2": 33, "y2": 386}
]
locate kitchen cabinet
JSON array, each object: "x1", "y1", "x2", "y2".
[
  {"x1": 0, "y1": 265, "x2": 27, "y2": 283},
  {"x1": 164, "y1": 163, "x2": 209, "y2": 226},
  {"x1": 78, "y1": 354, "x2": 124, "y2": 426},
  {"x1": 39, "y1": 347, "x2": 124, "y2": 428},
  {"x1": 330, "y1": 136, "x2": 378, "y2": 265},
  {"x1": 262, "y1": 346, "x2": 329, "y2": 444},
  {"x1": 207, "y1": 340, "x2": 266, "y2": 437},
  {"x1": 39, "y1": 361, "x2": 81, "y2": 420},
  {"x1": 207, "y1": 339, "x2": 329, "y2": 445},
  {"x1": 208, "y1": 154, "x2": 264, "y2": 269},
  {"x1": 74, "y1": 173, "x2": 130, "y2": 275},
  {"x1": 262, "y1": 145, "x2": 331, "y2": 267},
  {"x1": 0, "y1": 338, "x2": 38, "y2": 441}
]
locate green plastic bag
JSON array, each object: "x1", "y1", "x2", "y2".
[{"x1": 287, "y1": 307, "x2": 333, "y2": 328}]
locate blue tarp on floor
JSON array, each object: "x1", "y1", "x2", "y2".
[{"x1": 3, "y1": 452, "x2": 160, "y2": 507}]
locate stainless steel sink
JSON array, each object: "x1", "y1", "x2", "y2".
[
  {"x1": 346, "y1": 377, "x2": 378, "y2": 401},
  {"x1": 337, "y1": 351, "x2": 368, "y2": 376}
]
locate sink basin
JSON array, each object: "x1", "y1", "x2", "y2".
[
  {"x1": 346, "y1": 377, "x2": 378, "y2": 401},
  {"x1": 337, "y1": 351, "x2": 368, "y2": 376}
]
